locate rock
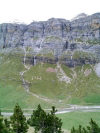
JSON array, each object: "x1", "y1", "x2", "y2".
[
  {"x1": 72, "y1": 13, "x2": 88, "y2": 21},
  {"x1": 0, "y1": 12, "x2": 99, "y2": 49},
  {"x1": 0, "y1": 13, "x2": 100, "y2": 67}
]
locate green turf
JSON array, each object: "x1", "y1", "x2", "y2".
[
  {"x1": 64, "y1": 65, "x2": 100, "y2": 105},
  {"x1": 57, "y1": 112, "x2": 100, "y2": 130},
  {"x1": 0, "y1": 51, "x2": 52, "y2": 109},
  {"x1": 24, "y1": 63, "x2": 67, "y2": 100},
  {"x1": 0, "y1": 48, "x2": 100, "y2": 109}
]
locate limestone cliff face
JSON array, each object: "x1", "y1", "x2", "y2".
[
  {"x1": 0, "y1": 13, "x2": 100, "y2": 49},
  {"x1": 0, "y1": 13, "x2": 100, "y2": 67},
  {"x1": 25, "y1": 55, "x2": 97, "y2": 67}
]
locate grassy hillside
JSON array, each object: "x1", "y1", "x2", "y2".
[
  {"x1": 0, "y1": 51, "x2": 51, "y2": 109},
  {"x1": 0, "y1": 48, "x2": 100, "y2": 109},
  {"x1": 24, "y1": 63, "x2": 66, "y2": 100}
]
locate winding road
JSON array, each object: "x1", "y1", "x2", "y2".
[{"x1": 2, "y1": 105, "x2": 100, "y2": 116}]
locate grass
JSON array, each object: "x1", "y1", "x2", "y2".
[
  {"x1": 24, "y1": 63, "x2": 67, "y2": 100},
  {"x1": 60, "y1": 50, "x2": 72, "y2": 60},
  {"x1": 36, "y1": 52, "x2": 55, "y2": 59},
  {"x1": 57, "y1": 112, "x2": 100, "y2": 130},
  {"x1": 61, "y1": 64, "x2": 73, "y2": 78},
  {"x1": 60, "y1": 50, "x2": 97, "y2": 62},
  {"x1": 0, "y1": 48, "x2": 100, "y2": 109},
  {"x1": 4, "y1": 111, "x2": 100, "y2": 132},
  {"x1": 24, "y1": 61, "x2": 100, "y2": 106},
  {"x1": 86, "y1": 39, "x2": 100, "y2": 45},
  {"x1": 72, "y1": 51, "x2": 97, "y2": 60},
  {"x1": 0, "y1": 51, "x2": 52, "y2": 109},
  {"x1": 62, "y1": 64, "x2": 100, "y2": 105}
]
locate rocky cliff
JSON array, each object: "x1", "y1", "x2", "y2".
[
  {"x1": 0, "y1": 13, "x2": 100, "y2": 66},
  {"x1": 0, "y1": 13, "x2": 100, "y2": 48}
]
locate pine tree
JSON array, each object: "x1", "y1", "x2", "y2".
[
  {"x1": 10, "y1": 104, "x2": 28, "y2": 133},
  {"x1": 0, "y1": 109, "x2": 2, "y2": 116},
  {"x1": 45, "y1": 106, "x2": 63, "y2": 133},
  {"x1": 87, "y1": 119, "x2": 100, "y2": 133},
  {"x1": 28, "y1": 104, "x2": 47, "y2": 133},
  {"x1": 28, "y1": 104, "x2": 63, "y2": 133},
  {"x1": 4, "y1": 118, "x2": 12, "y2": 132},
  {"x1": 71, "y1": 119, "x2": 100, "y2": 133},
  {"x1": 71, "y1": 127, "x2": 76, "y2": 133},
  {"x1": 0, "y1": 116, "x2": 10, "y2": 133}
]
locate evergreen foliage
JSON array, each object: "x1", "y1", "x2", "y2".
[
  {"x1": 0, "y1": 116, "x2": 11, "y2": 133},
  {"x1": 10, "y1": 104, "x2": 29, "y2": 133},
  {"x1": 1, "y1": 104, "x2": 100, "y2": 133},
  {"x1": 28, "y1": 104, "x2": 63, "y2": 133},
  {"x1": 71, "y1": 119, "x2": 100, "y2": 133}
]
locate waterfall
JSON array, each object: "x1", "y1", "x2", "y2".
[
  {"x1": 33, "y1": 56, "x2": 36, "y2": 65},
  {"x1": 95, "y1": 63, "x2": 100, "y2": 77},
  {"x1": 71, "y1": 55, "x2": 72, "y2": 60}
]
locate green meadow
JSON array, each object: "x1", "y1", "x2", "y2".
[{"x1": 0, "y1": 49, "x2": 100, "y2": 109}]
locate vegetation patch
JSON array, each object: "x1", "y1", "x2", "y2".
[
  {"x1": 45, "y1": 36, "x2": 62, "y2": 42},
  {"x1": 57, "y1": 112, "x2": 100, "y2": 130}
]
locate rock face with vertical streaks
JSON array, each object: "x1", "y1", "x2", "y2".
[
  {"x1": 0, "y1": 13, "x2": 100, "y2": 66},
  {"x1": 0, "y1": 13, "x2": 100, "y2": 49}
]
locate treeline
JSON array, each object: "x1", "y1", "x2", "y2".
[
  {"x1": 0, "y1": 104, "x2": 63, "y2": 133},
  {"x1": 0, "y1": 104, "x2": 100, "y2": 133}
]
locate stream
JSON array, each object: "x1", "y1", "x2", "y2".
[
  {"x1": 20, "y1": 47, "x2": 30, "y2": 92},
  {"x1": 95, "y1": 63, "x2": 100, "y2": 77},
  {"x1": 20, "y1": 47, "x2": 52, "y2": 102}
]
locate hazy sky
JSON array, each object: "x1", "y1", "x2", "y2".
[{"x1": 0, "y1": 0, "x2": 100, "y2": 24}]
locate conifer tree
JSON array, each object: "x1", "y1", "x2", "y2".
[
  {"x1": 28, "y1": 104, "x2": 47, "y2": 133},
  {"x1": 71, "y1": 119, "x2": 100, "y2": 133},
  {"x1": 10, "y1": 104, "x2": 28, "y2": 133},
  {"x1": 45, "y1": 106, "x2": 63, "y2": 133},
  {"x1": 28, "y1": 104, "x2": 63, "y2": 133},
  {"x1": 0, "y1": 116, "x2": 10, "y2": 133},
  {"x1": 87, "y1": 119, "x2": 100, "y2": 133},
  {"x1": 0, "y1": 109, "x2": 2, "y2": 116}
]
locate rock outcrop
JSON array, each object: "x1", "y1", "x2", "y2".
[
  {"x1": 0, "y1": 13, "x2": 100, "y2": 49},
  {"x1": 0, "y1": 13, "x2": 100, "y2": 67}
]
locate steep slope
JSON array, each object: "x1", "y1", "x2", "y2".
[
  {"x1": 0, "y1": 13, "x2": 100, "y2": 50},
  {"x1": 0, "y1": 13, "x2": 100, "y2": 109}
]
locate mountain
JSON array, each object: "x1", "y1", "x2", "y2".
[
  {"x1": 0, "y1": 13, "x2": 100, "y2": 109},
  {"x1": 72, "y1": 13, "x2": 88, "y2": 20},
  {"x1": 0, "y1": 13, "x2": 100, "y2": 49}
]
